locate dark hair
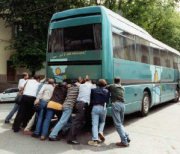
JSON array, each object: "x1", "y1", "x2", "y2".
[
  {"x1": 71, "y1": 79, "x2": 78, "y2": 85},
  {"x1": 114, "y1": 77, "x2": 121, "y2": 84},
  {"x1": 22, "y1": 72, "x2": 28, "y2": 78},
  {"x1": 98, "y1": 79, "x2": 107, "y2": 87},
  {"x1": 33, "y1": 75, "x2": 41, "y2": 80},
  {"x1": 48, "y1": 78, "x2": 54, "y2": 84}
]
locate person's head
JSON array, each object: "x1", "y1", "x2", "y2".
[
  {"x1": 22, "y1": 72, "x2": 29, "y2": 80},
  {"x1": 84, "y1": 75, "x2": 91, "y2": 82},
  {"x1": 33, "y1": 75, "x2": 41, "y2": 82},
  {"x1": 98, "y1": 79, "x2": 107, "y2": 87},
  {"x1": 48, "y1": 78, "x2": 54, "y2": 85},
  {"x1": 114, "y1": 77, "x2": 121, "y2": 84}
]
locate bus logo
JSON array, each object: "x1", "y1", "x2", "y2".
[{"x1": 55, "y1": 67, "x2": 61, "y2": 75}]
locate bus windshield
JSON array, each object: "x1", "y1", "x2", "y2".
[{"x1": 48, "y1": 24, "x2": 102, "y2": 52}]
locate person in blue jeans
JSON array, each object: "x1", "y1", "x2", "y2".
[
  {"x1": 88, "y1": 79, "x2": 110, "y2": 146},
  {"x1": 5, "y1": 103, "x2": 20, "y2": 123},
  {"x1": 31, "y1": 79, "x2": 55, "y2": 137},
  {"x1": 108, "y1": 77, "x2": 130, "y2": 147},
  {"x1": 48, "y1": 82, "x2": 79, "y2": 141},
  {"x1": 32, "y1": 82, "x2": 67, "y2": 140}
]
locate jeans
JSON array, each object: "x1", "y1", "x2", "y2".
[
  {"x1": 41, "y1": 109, "x2": 55, "y2": 137},
  {"x1": 49, "y1": 108, "x2": 72, "y2": 138},
  {"x1": 34, "y1": 99, "x2": 48, "y2": 135},
  {"x1": 91, "y1": 105, "x2": 107, "y2": 140},
  {"x1": 5, "y1": 103, "x2": 19, "y2": 122},
  {"x1": 112, "y1": 102, "x2": 129, "y2": 144}
]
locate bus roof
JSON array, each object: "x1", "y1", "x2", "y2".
[{"x1": 51, "y1": 6, "x2": 180, "y2": 56}]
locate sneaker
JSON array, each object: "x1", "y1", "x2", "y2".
[
  {"x1": 116, "y1": 142, "x2": 129, "y2": 147},
  {"x1": 4, "y1": 120, "x2": 10, "y2": 124},
  {"x1": 98, "y1": 132, "x2": 105, "y2": 142},
  {"x1": 88, "y1": 140, "x2": 100, "y2": 147},
  {"x1": 32, "y1": 133, "x2": 39, "y2": 138},
  {"x1": 49, "y1": 137, "x2": 60, "y2": 141},
  {"x1": 67, "y1": 140, "x2": 80, "y2": 145},
  {"x1": 40, "y1": 136, "x2": 46, "y2": 141},
  {"x1": 127, "y1": 137, "x2": 131, "y2": 143}
]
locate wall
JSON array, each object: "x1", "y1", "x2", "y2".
[{"x1": 0, "y1": 18, "x2": 13, "y2": 82}]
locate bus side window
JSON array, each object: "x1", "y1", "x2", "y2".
[
  {"x1": 173, "y1": 53, "x2": 178, "y2": 69},
  {"x1": 136, "y1": 37, "x2": 149, "y2": 64},
  {"x1": 112, "y1": 33, "x2": 124, "y2": 59},
  {"x1": 124, "y1": 37, "x2": 136, "y2": 61},
  {"x1": 160, "y1": 50, "x2": 168, "y2": 67},
  {"x1": 168, "y1": 52, "x2": 173, "y2": 68},
  {"x1": 153, "y1": 48, "x2": 161, "y2": 66},
  {"x1": 141, "y1": 45, "x2": 149, "y2": 64}
]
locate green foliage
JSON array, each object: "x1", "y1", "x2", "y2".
[
  {"x1": 0, "y1": 0, "x2": 179, "y2": 76},
  {"x1": 116, "y1": 0, "x2": 180, "y2": 51}
]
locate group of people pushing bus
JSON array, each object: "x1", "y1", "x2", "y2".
[{"x1": 5, "y1": 73, "x2": 130, "y2": 147}]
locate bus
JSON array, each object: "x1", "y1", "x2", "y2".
[{"x1": 46, "y1": 6, "x2": 180, "y2": 116}]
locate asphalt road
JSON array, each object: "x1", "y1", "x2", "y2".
[{"x1": 0, "y1": 101, "x2": 180, "y2": 154}]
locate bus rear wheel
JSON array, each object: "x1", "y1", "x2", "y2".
[
  {"x1": 141, "y1": 91, "x2": 150, "y2": 116},
  {"x1": 174, "y1": 88, "x2": 179, "y2": 103}
]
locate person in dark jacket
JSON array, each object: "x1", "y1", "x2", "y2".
[
  {"x1": 88, "y1": 79, "x2": 110, "y2": 146},
  {"x1": 49, "y1": 81, "x2": 79, "y2": 141},
  {"x1": 32, "y1": 82, "x2": 67, "y2": 140}
]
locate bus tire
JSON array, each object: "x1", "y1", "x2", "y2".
[
  {"x1": 174, "y1": 88, "x2": 179, "y2": 103},
  {"x1": 141, "y1": 91, "x2": 150, "y2": 116}
]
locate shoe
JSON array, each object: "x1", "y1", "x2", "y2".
[
  {"x1": 98, "y1": 132, "x2": 105, "y2": 142},
  {"x1": 23, "y1": 130, "x2": 33, "y2": 135},
  {"x1": 13, "y1": 129, "x2": 19, "y2": 133},
  {"x1": 40, "y1": 136, "x2": 46, "y2": 141},
  {"x1": 67, "y1": 140, "x2": 80, "y2": 145},
  {"x1": 127, "y1": 137, "x2": 131, "y2": 143},
  {"x1": 4, "y1": 120, "x2": 10, "y2": 124},
  {"x1": 31, "y1": 133, "x2": 39, "y2": 138},
  {"x1": 116, "y1": 142, "x2": 129, "y2": 147},
  {"x1": 88, "y1": 140, "x2": 100, "y2": 147},
  {"x1": 49, "y1": 137, "x2": 60, "y2": 141}
]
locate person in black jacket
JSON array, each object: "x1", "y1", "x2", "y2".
[
  {"x1": 88, "y1": 79, "x2": 110, "y2": 146},
  {"x1": 32, "y1": 82, "x2": 67, "y2": 140}
]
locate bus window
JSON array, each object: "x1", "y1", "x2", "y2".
[
  {"x1": 64, "y1": 24, "x2": 101, "y2": 51},
  {"x1": 153, "y1": 47, "x2": 161, "y2": 66},
  {"x1": 48, "y1": 24, "x2": 102, "y2": 52},
  {"x1": 48, "y1": 29, "x2": 64, "y2": 52},
  {"x1": 168, "y1": 52, "x2": 173, "y2": 68},
  {"x1": 112, "y1": 33, "x2": 124, "y2": 59},
  {"x1": 124, "y1": 37, "x2": 136, "y2": 61},
  {"x1": 160, "y1": 50, "x2": 168, "y2": 67},
  {"x1": 137, "y1": 37, "x2": 150, "y2": 64},
  {"x1": 173, "y1": 53, "x2": 178, "y2": 69}
]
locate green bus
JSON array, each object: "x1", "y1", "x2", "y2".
[{"x1": 47, "y1": 6, "x2": 180, "y2": 116}]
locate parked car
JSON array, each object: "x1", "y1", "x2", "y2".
[{"x1": 0, "y1": 88, "x2": 19, "y2": 102}]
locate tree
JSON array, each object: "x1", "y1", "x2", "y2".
[
  {"x1": 116, "y1": 0, "x2": 180, "y2": 51},
  {"x1": 0, "y1": 0, "x2": 87, "y2": 75},
  {"x1": 0, "y1": 0, "x2": 179, "y2": 76}
]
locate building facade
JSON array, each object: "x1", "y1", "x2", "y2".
[
  {"x1": 0, "y1": 18, "x2": 15, "y2": 82},
  {"x1": 0, "y1": 19, "x2": 45, "y2": 82}
]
